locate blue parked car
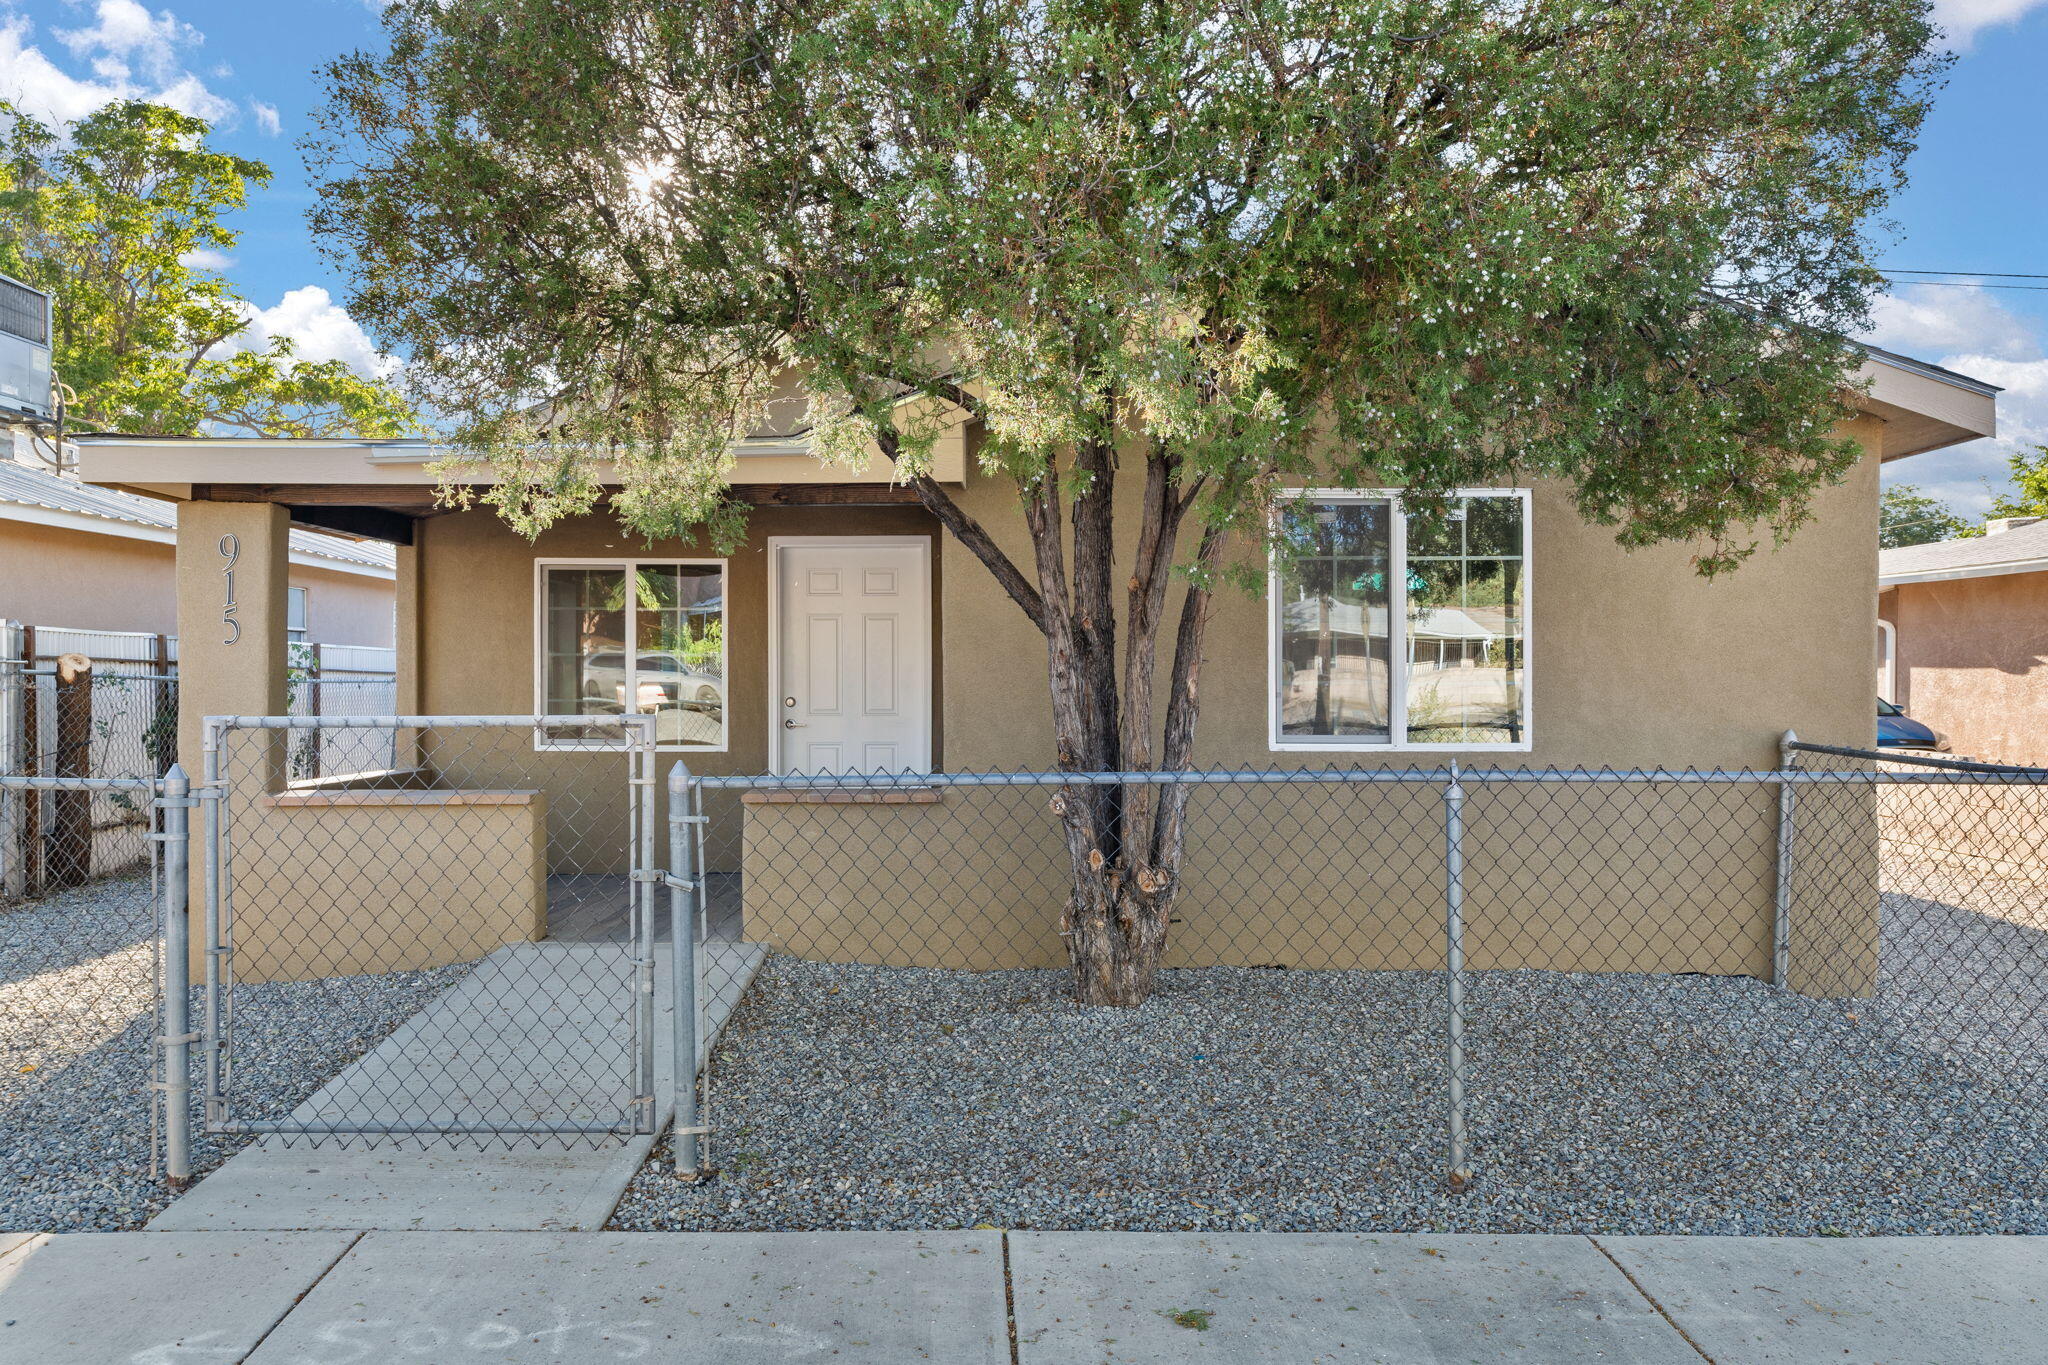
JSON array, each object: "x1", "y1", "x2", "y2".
[{"x1": 1879, "y1": 698, "x2": 1947, "y2": 752}]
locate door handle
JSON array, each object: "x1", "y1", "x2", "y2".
[{"x1": 783, "y1": 718, "x2": 807, "y2": 729}]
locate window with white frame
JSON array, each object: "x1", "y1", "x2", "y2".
[
  {"x1": 537, "y1": 560, "x2": 727, "y2": 749},
  {"x1": 1271, "y1": 491, "x2": 1528, "y2": 749},
  {"x1": 286, "y1": 586, "x2": 309, "y2": 643}
]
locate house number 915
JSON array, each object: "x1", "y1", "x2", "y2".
[{"x1": 220, "y1": 533, "x2": 240, "y2": 645}]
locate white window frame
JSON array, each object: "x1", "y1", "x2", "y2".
[
  {"x1": 1267, "y1": 487, "x2": 1533, "y2": 753},
  {"x1": 286, "y1": 586, "x2": 309, "y2": 643},
  {"x1": 532, "y1": 557, "x2": 730, "y2": 754}
]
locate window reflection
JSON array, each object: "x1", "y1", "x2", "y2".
[
  {"x1": 1404, "y1": 498, "x2": 1525, "y2": 744},
  {"x1": 541, "y1": 563, "x2": 726, "y2": 748},
  {"x1": 1277, "y1": 501, "x2": 1393, "y2": 741},
  {"x1": 1272, "y1": 493, "x2": 1527, "y2": 747}
]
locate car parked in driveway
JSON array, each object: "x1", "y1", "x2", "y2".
[{"x1": 1879, "y1": 697, "x2": 1947, "y2": 752}]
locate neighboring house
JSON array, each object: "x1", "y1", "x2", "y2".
[
  {"x1": 1880, "y1": 515, "x2": 2048, "y2": 765},
  {"x1": 0, "y1": 444, "x2": 396, "y2": 646},
  {"x1": 71, "y1": 346, "x2": 1995, "y2": 988}
]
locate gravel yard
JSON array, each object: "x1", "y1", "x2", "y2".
[
  {"x1": 0, "y1": 873, "x2": 465, "y2": 1231},
  {"x1": 1879, "y1": 869, "x2": 2048, "y2": 1095},
  {"x1": 610, "y1": 952, "x2": 2048, "y2": 1236}
]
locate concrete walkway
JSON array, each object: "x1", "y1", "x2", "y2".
[
  {"x1": 0, "y1": 1230, "x2": 2041, "y2": 1363},
  {"x1": 151, "y1": 941, "x2": 764, "y2": 1232}
]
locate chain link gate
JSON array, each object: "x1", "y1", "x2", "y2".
[{"x1": 198, "y1": 714, "x2": 661, "y2": 1143}]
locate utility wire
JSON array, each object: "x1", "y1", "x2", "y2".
[
  {"x1": 1875, "y1": 274, "x2": 2048, "y2": 284},
  {"x1": 1876, "y1": 279, "x2": 2048, "y2": 292},
  {"x1": 1873, "y1": 267, "x2": 2048, "y2": 293}
]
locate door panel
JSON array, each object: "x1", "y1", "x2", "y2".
[{"x1": 777, "y1": 541, "x2": 931, "y2": 774}]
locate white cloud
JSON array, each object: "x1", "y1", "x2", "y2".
[
  {"x1": 1865, "y1": 284, "x2": 2048, "y2": 517},
  {"x1": 234, "y1": 286, "x2": 396, "y2": 379},
  {"x1": 1865, "y1": 285, "x2": 2040, "y2": 364},
  {"x1": 1929, "y1": 0, "x2": 2048, "y2": 47},
  {"x1": 54, "y1": 0, "x2": 199, "y2": 80},
  {"x1": 178, "y1": 246, "x2": 234, "y2": 269},
  {"x1": 0, "y1": 5, "x2": 231, "y2": 127},
  {"x1": 250, "y1": 98, "x2": 280, "y2": 136}
]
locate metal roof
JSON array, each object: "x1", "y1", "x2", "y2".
[
  {"x1": 1879, "y1": 520, "x2": 2048, "y2": 586},
  {"x1": 0, "y1": 461, "x2": 396, "y2": 572}
]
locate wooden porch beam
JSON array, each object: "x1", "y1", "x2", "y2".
[
  {"x1": 287, "y1": 504, "x2": 417, "y2": 546},
  {"x1": 192, "y1": 482, "x2": 930, "y2": 510}
]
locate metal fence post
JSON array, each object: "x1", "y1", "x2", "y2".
[
  {"x1": 200, "y1": 719, "x2": 224, "y2": 1124},
  {"x1": 1773, "y1": 729, "x2": 1797, "y2": 990},
  {"x1": 0, "y1": 620, "x2": 22, "y2": 900},
  {"x1": 634, "y1": 727, "x2": 658, "y2": 1134},
  {"x1": 158, "y1": 765, "x2": 193, "y2": 1186},
  {"x1": 667, "y1": 761, "x2": 705, "y2": 1179},
  {"x1": 1444, "y1": 760, "x2": 1472, "y2": 1193}
]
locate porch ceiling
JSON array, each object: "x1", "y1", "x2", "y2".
[{"x1": 179, "y1": 481, "x2": 928, "y2": 545}]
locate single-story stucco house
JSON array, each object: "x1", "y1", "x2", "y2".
[
  {"x1": 70, "y1": 344, "x2": 1996, "y2": 992},
  {"x1": 1880, "y1": 514, "x2": 2048, "y2": 766}
]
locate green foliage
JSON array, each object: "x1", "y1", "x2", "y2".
[
  {"x1": 1987, "y1": 445, "x2": 2048, "y2": 523},
  {"x1": 312, "y1": 0, "x2": 1938, "y2": 574},
  {"x1": 1880, "y1": 483, "x2": 1979, "y2": 549},
  {"x1": 0, "y1": 99, "x2": 416, "y2": 437}
]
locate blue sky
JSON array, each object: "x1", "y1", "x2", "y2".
[{"x1": 3, "y1": 0, "x2": 2045, "y2": 518}]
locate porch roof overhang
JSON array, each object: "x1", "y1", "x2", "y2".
[
  {"x1": 1853, "y1": 347, "x2": 1998, "y2": 462},
  {"x1": 67, "y1": 431, "x2": 961, "y2": 545}
]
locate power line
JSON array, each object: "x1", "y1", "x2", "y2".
[
  {"x1": 1880, "y1": 269, "x2": 2048, "y2": 280},
  {"x1": 1875, "y1": 277, "x2": 2048, "y2": 293}
]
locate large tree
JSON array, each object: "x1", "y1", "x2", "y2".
[
  {"x1": 312, "y1": 0, "x2": 1942, "y2": 1006},
  {"x1": 1988, "y1": 444, "x2": 2048, "y2": 523},
  {"x1": 1880, "y1": 483, "x2": 1978, "y2": 549},
  {"x1": 0, "y1": 99, "x2": 414, "y2": 439}
]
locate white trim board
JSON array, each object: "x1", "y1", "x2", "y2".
[{"x1": 1880, "y1": 558, "x2": 2048, "y2": 588}]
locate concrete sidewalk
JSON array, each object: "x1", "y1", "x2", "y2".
[{"x1": 0, "y1": 1230, "x2": 2041, "y2": 1363}]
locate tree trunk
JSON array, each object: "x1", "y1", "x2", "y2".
[{"x1": 888, "y1": 405, "x2": 1229, "y2": 1008}]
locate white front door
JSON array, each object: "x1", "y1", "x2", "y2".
[{"x1": 773, "y1": 538, "x2": 932, "y2": 775}]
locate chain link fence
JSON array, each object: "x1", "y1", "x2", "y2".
[
  {"x1": 0, "y1": 770, "x2": 188, "y2": 1230},
  {"x1": 200, "y1": 714, "x2": 661, "y2": 1145},
  {"x1": 1, "y1": 624, "x2": 177, "y2": 898},
  {"x1": 6, "y1": 709, "x2": 2044, "y2": 1231},
  {"x1": 648, "y1": 749, "x2": 2047, "y2": 1230}
]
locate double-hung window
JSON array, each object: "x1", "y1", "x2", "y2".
[
  {"x1": 536, "y1": 560, "x2": 728, "y2": 751},
  {"x1": 1270, "y1": 490, "x2": 1529, "y2": 750}
]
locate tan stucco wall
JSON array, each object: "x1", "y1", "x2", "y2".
[
  {"x1": 168, "y1": 416, "x2": 1885, "y2": 990},
  {"x1": 0, "y1": 519, "x2": 391, "y2": 644},
  {"x1": 411, "y1": 504, "x2": 944, "y2": 872},
  {"x1": 744, "y1": 416, "x2": 1884, "y2": 988},
  {"x1": 940, "y1": 420, "x2": 1883, "y2": 770},
  {"x1": 293, "y1": 564, "x2": 396, "y2": 649},
  {"x1": 0, "y1": 521, "x2": 177, "y2": 632},
  {"x1": 1883, "y1": 570, "x2": 2048, "y2": 766},
  {"x1": 221, "y1": 786, "x2": 546, "y2": 982}
]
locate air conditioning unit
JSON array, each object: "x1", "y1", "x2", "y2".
[{"x1": 0, "y1": 273, "x2": 55, "y2": 425}]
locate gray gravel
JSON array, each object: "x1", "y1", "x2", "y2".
[
  {"x1": 609, "y1": 955, "x2": 2048, "y2": 1235},
  {"x1": 0, "y1": 873, "x2": 466, "y2": 1231},
  {"x1": 1878, "y1": 865, "x2": 2048, "y2": 1095}
]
